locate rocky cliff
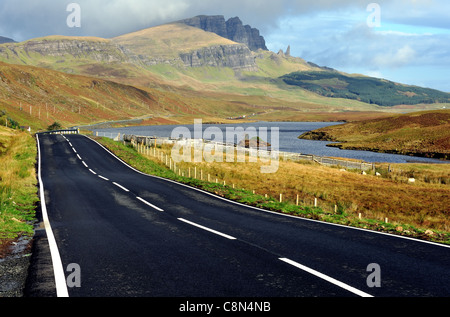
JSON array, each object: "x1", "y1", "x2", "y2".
[
  {"x1": 0, "y1": 35, "x2": 256, "y2": 72},
  {"x1": 179, "y1": 44, "x2": 257, "y2": 70},
  {"x1": 0, "y1": 37, "x2": 130, "y2": 68},
  {"x1": 177, "y1": 15, "x2": 268, "y2": 51}
]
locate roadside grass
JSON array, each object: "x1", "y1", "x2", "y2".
[
  {"x1": 94, "y1": 136, "x2": 450, "y2": 245},
  {"x1": 0, "y1": 127, "x2": 38, "y2": 245}
]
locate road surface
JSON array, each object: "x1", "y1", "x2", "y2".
[{"x1": 26, "y1": 133, "x2": 450, "y2": 299}]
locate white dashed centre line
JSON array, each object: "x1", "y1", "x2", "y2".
[
  {"x1": 278, "y1": 257, "x2": 373, "y2": 298},
  {"x1": 136, "y1": 197, "x2": 164, "y2": 212},
  {"x1": 178, "y1": 218, "x2": 237, "y2": 240},
  {"x1": 113, "y1": 182, "x2": 129, "y2": 192}
]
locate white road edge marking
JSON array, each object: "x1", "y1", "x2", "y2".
[
  {"x1": 113, "y1": 182, "x2": 129, "y2": 192},
  {"x1": 279, "y1": 257, "x2": 373, "y2": 298},
  {"x1": 137, "y1": 197, "x2": 164, "y2": 212},
  {"x1": 36, "y1": 134, "x2": 69, "y2": 297},
  {"x1": 178, "y1": 218, "x2": 237, "y2": 240}
]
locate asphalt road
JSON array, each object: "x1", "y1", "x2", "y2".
[{"x1": 26, "y1": 133, "x2": 450, "y2": 299}]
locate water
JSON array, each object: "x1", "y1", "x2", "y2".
[{"x1": 93, "y1": 121, "x2": 448, "y2": 164}]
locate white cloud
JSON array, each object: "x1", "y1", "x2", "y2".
[{"x1": 372, "y1": 45, "x2": 417, "y2": 68}]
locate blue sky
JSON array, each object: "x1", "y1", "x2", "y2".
[{"x1": 1, "y1": 0, "x2": 449, "y2": 92}]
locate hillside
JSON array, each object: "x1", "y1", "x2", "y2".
[
  {"x1": 0, "y1": 36, "x2": 15, "y2": 44},
  {"x1": 281, "y1": 71, "x2": 450, "y2": 107},
  {"x1": 299, "y1": 109, "x2": 450, "y2": 159},
  {"x1": 113, "y1": 23, "x2": 257, "y2": 71},
  {"x1": 2, "y1": 61, "x2": 324, "y2": 130}
]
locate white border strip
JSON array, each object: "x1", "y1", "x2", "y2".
[
  {"x1": 84, "y1": 135, "x2": 450, "y2": 249},
  {"x1": 36, "y1": 134, "x2": 69, "y2": 297},
  {"x1": 279, "y1": 258, "x2": 373, "y2": 297}
]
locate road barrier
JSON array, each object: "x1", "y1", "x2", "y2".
[
  {"x1": 117, "y1": 134, "x2": 374, "y2": 172},
  {"x1": 38, "y1": 129, "x2": 79, "y2": 135}
]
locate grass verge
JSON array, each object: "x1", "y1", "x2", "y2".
[
  {"x1": 0, "y1": 127, "x2": 38, "y2": 256},
  {"x1": 94, "y1": 136, "x2": 450, "y2": 245}
]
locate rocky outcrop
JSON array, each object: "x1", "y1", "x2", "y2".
[
  {"x1": 179, "y1": 44, "x2": 257, "y2": 70},
  {"x1": 0, "y1": 38, "x2": 129, "y2": 64},
  {"x1": 178, "y1": 15, "x2": 268, "y2": 51},
  {"x1": 225, "y1": 17, "x2": 267, "y2": 52}
]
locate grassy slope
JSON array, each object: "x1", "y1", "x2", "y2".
[
  {"x1": 0, "y1": 61, "x2": 277, "y2": 130},
  {"x1": 300, "y1": 109, "x2": 450, "y2": 159},
  {"x1": 0, "y1": 59, "x2": 397, "y2": 134},
  {"x1": 281, "y1": 71, "x2": 450, "y2": 107},
  {"x1": 0, "y1": 126, "x2": 37, "y2": 248},
  {"x1": 113, "y1": 23, "x2": 238, "y2": 57}
]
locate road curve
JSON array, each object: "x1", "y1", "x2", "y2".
[{"x1": 26, "y1": 133, "x2": 450, "y2": 298}]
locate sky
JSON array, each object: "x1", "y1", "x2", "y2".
[{"x1": 1, "y1": 0, "x2": 449, "y2": 92}]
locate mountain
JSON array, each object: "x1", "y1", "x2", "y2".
[
  {"x1": 113, "y1": 23, "x2": 257, "y2": 71},
  {"x1": 281, "y1": 71, "x2": 450, "y2": 107},
  {"x1": 0, "y1": 36, "x2": 15, "y2": 44},
  {"x1": 0, "y1": 14, "x2": 447, "y2": 131},
  {"x1": 0, "y1": 23, "x2": 257, "y2": 74},
  {"x1": 177, "y1": 15, "x2": 268, "y2": 51}
]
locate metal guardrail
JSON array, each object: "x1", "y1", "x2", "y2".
[
  {"x1": 38, "y1": 129, "x2": 79, "y2": 135},
  {"x1": 118, "y1": 134, "x2": 374, "y2": 172}
]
